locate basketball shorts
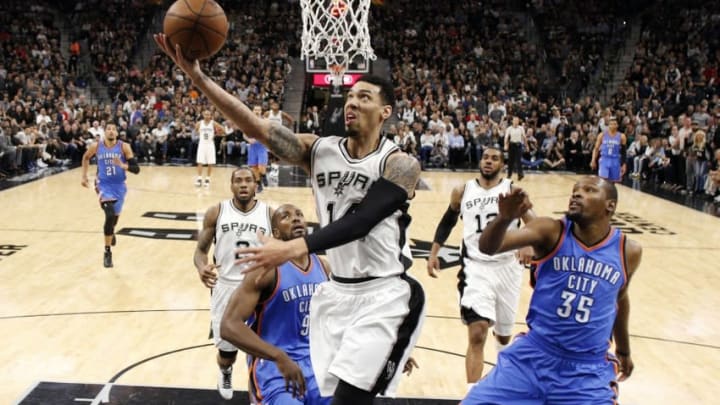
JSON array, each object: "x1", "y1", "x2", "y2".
[
  {"x1": 196, "y1": 142, "x2": 216, "y2": 165},
  {"x1": 462, "y1": 333, "x2": 620, "y2": 405},
  {"x1": 309, "y1": 274, "x2": 425, "y2": 397},
  {"x1": 248, "y1": 143, "x2": 269, "y2": 166},
  {"x1": 598, "y1": 158, "x2": 621, "y2": 182},
  {"x1": 210, "y1": 281, "x2": 241, "y2": 352},
  {"x1": 458, "y1": 260, "x2": 523, "y2": 336},
  {"x1": 95, "y1": 181, "x2": 126, "y2": 214},
  {"x1": 249, "y1": 356, "x2": 330, "y2": 405}
]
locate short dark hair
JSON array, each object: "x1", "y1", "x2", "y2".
[
  {"x1": 357, "y1": 74, "x2": 395, "y2": 107},
  {"x1": 231, "y1": 166, "x2": 256, "y2": 181},
  {"x1": 483, "y1": 145, "x2": 505, "y2": 162},
  {"x1": 599, "y1": 177, "x2": 618, "y2": 201}
]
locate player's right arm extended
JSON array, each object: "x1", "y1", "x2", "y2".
[
  {"x1": 591, "y1": 133, "x2": 604, "y2": 168},
  {"x1": 194, "y1": 205, "x2": 219, "y2": 288},
  {"x1": 427, "y1": 186, "x2": 462, "y2": 277},
  {"x1": 80, "y1": 143, "x2": 98, "y2": 186},
  {"x1": 478, "y1": 189, "x2": 560, "y2": 256}
]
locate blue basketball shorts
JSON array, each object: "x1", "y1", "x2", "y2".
[
  {"x1": 248, "y1": 143, "x2": 269, "y2": 166},
  {"x1": 598, "y1": 158, "x2": 621, "y2": 182},
  {"x1": 96, "y1": 181, "x2": 127, "y2": 214},
  {"x1": 462, "y1": 334, "x2": 619, "y2": 405},
  {"x1": 249, "y1": 356, "x2": 330, "y2": 405}
]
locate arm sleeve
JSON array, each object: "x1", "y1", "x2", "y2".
[
  {"x1": 127, "y1": 157, "x2": 140, "y2": 174},
  {"x1": 433, "y1": 205, "x2": 460, "y2": 245},
  {"x1": 304, "y1": 177, "x2": 408, "y2": 254}
]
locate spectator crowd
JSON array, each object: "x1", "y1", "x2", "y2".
[{"x1": 1, "y1": 0, "x2": 718, "y2": 204}]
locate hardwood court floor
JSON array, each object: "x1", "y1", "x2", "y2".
[{"x1": 1, "y1": 166, "x2": 719, "y2": 404}]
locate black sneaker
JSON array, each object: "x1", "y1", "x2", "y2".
[
  {"x1": 104, "y1": 251, "x2": 113, "y2": 268},
  {"x1": 111, "y1": 235, "x2": 117, "y2": 246}
]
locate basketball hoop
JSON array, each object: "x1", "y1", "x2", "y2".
[
  {"x1": 301, "y1": 0, "x2": 376, "y2": 78},
  {"x1": 329, "y1": 64, "x2": 346, "y2": 87}
]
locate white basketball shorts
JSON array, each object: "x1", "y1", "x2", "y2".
[
  {"x1": 197, "y1": 142, "x2": 216, "y2": 165},
  {"x1": 210, "y1": 281, "x2": 240, "y2": 352},
  {"x1": 458, "y1": 259, "x2": 524, "y2": 336},
  {"x1": 309, "y1": 274, "x2": 425, "y2": 397}
]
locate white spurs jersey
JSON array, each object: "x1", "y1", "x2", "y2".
[
  {"x1": 461, "y1": 178, "x2": 520, "y2": 264},
  {"x1": 198, "y1": 120, "x2": 216, "y2": 145},
  {"x1": 213, "y1": 199, "x2": 272, "y2": 285},
  {"x1": 311, "y1": 136, "x2": 413, "y2": 279},
  {"x1": 267, "y1": 110, "x2": 283, "y2": 127}
]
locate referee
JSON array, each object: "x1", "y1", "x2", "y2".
[{"x1": 504, "y1": 116, "x2": 526, "y2": 181}]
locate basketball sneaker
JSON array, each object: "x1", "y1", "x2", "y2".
[
  {"x1": 204, "y1": 178, "x2": 210, "y2": 188},
  {"x1": 111, "y1": 234, "x2": 116, "y2": 246},
  {"x1": 195, "y1": 177, "x2": 202, "y2": 187},
  {"x1": 103, "y1": 251, "x2": 113, "y2": 268},
  {"x1": 217, "y1": 366, "x2": 233, "y2": 399}
]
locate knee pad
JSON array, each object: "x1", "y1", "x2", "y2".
[
  {"x1": 218, "y1": 350, "x2": 237, "y2": 359},
  {"x1": 101, "y1": 201, "x2": 116, "y2": 236}
]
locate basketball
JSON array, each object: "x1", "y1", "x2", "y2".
[{"x1": 163, "y1": 0, "x2": 228, "y2": 60}]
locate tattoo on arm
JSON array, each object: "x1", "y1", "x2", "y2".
[
  {"x1": 267, "y1": 122, "x2": 307, "y2": 165},
  {"x1": 383, "y1": 153, "x2": 421, "y2": 197}
]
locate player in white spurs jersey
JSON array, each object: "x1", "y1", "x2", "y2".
[
  {"x1": 194, "y1": 109, "x2": 225, "y2": 187},
  {"x1": 156, "y1": 35, "x2": 423, "y2": 404},
  {"x1": 193, "y1": 167, "x2": 273, "y2": 400},
  {"x1": 427, "y1": 147, "x2": 535, "y2": 387}
]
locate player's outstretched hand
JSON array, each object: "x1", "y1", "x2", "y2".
[
  {"x1": 235, "y1": 232, "x2": 306, "y2": 280},
  {"x1": 276, "y1": 353, "x2": 306, "y2": 398},
  {"x1": 153, "y1": 33, "x2": 202, "y2": 82},
  {"x1": 426, "y1": 255, "x2": 441, "y2": 278},
  {"x1": 498, "y1": 188, "x2": 532, "y2": 221},
  {"x1": 197, "y1": 263, "x2": 218, "y2": 289},
  {"x1": 616, "y1": 352, "x2": 634, "y2": 381},
  {"x1": 403, "y1": 357, "x2": 419, "y2": 375}
]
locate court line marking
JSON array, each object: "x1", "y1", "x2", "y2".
[
  {"x1": 10, "y1": 380, "x2": 39, "y2": 405},
  {"x1": 1, "y1": 309, "x2": 717, "y2": 351}
]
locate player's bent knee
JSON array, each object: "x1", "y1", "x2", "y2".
[{"x1": 331, "y1": 380, "x2": 374, "y2": 405}]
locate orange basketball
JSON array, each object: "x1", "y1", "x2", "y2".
[{"x1": 163, "y1": 0, "x2": 228, "y2": 60}]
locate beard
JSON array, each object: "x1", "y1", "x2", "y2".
[
  {"x1": 480, "y1": 168, "x2": 501, "y2": 180},
  {"x1": 345, "y1": 126, "x2": 360, "y2": 137},
  {"x1": 565, "y1": 210, "x2": 582, "y2": 222}
]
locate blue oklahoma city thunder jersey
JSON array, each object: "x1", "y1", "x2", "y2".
[
  {"x1": 97, "y1": 141, "x2": 126, "y2": 183},
  {"x1": 600, "y1": 131, "x2": 622, "y2": 160},
  {"x1": 252, "y1": 254, "x2": 327, "y2": 360},
  {"x1": 527, "y1": 219, "x2": 627, "y2": 357}
]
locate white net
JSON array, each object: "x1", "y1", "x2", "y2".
[{"x1": 300, "y1": 0, "x2": 376, "y2": 86}]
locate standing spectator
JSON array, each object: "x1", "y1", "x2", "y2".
[
  {"x1": 564, "y1": 131, "x2": 583, "y2": 171},
  {"x1": 505, "y1": 116, "x2": 526, "y2": 180}
]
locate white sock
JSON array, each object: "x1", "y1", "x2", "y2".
[{"x1": 495, "y1": 339, "x2": 509, "y2": 353}]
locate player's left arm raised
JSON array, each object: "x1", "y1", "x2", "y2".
[{"x1": 613, "y1": 237, "x2": 642, "y2": 382}]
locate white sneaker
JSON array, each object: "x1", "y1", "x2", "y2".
[
  {"x1": 217, "y1": 366, "x2": 233, "y2": 399},
  {"x1": 203, "y1": 178, "x2": 210, "y2": 188},
  {"x1": 194, "y1": 177, "x2": 202, "y2": 187},
  {"x1": 36, "y1": 159, "x2": 48, "y2": 168}
]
